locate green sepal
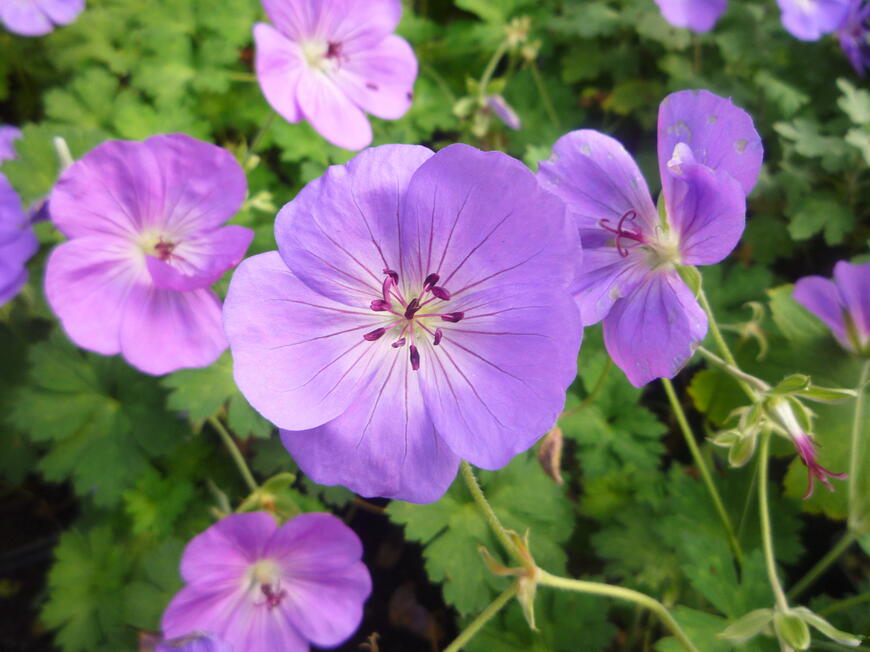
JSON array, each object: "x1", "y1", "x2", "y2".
[
  {"x1": 773, "y1": 610, "x2": 811, "y2": 650},
  {"x1": 728, "y1": 433, "x2": 757, "y2": 468},
  {"x1": 717, "y1": 608, "x2": 774, "y2": 643},
  {"x1": 770, "y1": 373, "x2": 811, "y2": 396},
  {"x1": 677, "y1": 265, "x2": 702, "y2": 299},
  {"x1": 792, "y1": 606, "x2": 862, "y2": 647},
  {"x1": 796, "y1": 385, "x2": 858, "y2": 404}
]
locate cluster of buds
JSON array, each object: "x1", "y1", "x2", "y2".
[{"x1": 453, "y1": 79, "x2": 522, "y2": 137}]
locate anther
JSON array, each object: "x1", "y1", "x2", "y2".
[
  {"x1": 326, "y1": 41, "x2": 343, "y2": 60},
  {"x1": 383, "y1": 268, "x2": 399, "y2": 283},
  {"x1": 409, "y1": 345, "x2": 420, "y2": 371},
  {"x1": 382, "y1": 275, "x2": 395, "y2": 303},
  {"x1": 404, "y1": 298, "x2": 421, "y2": 319},
  {"x1": 440, "y1": 312, "x2": 464, "y2": 323},
  {"x1": 598, "y1": 209, "x2": 643, "y2": 258},
  {"x1": 433, "y1": 328, "x2": 443, "y2": 346},
  {"x1": 370, "y1": 299, "x2": 391, "y2": 312},
  {"x1": 391, "y1": 338, "x2": 406, "y2": 348},
  {"x1": 363, "y1": 327, "x2": 386, "y2": 341},
  {"x1": 431, "y1": 286, "x2": 451, "y2": 300},
  {"x1": 423, "y1": 273, "x2": 440, "y2": 291}
]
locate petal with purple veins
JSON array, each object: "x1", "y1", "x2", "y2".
[
  {"x1": 295, "y1": 70, "x2": 372, "y2": 150},
  {"x1": 253, "y1": 23, "x2": 306, "y2": 124}
]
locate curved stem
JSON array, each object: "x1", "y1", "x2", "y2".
[
  {"x1": 697, "y1": 289, "x2": 758, "y2": 401},
  {"x1": 460, "y1": 461, "x2": 522, "y2": 563},
  {"x1": 528, "y1": 59, "x2": 560, "y2": 130},
  {"x1": 662, "y1": 378, "x2": 744, "y2": 566},
  {"x1": 848, "y1": 359, "x2": 870, "y2": 526},
  {"x1": 479, "y1": 40, "x2": 509, "y2": 94},
  {"x1": 536, "y1": 570, "x2": 699, "y2": 652},
  {"x1": 208, "y1": 415, "x2": 259, "y2": 494},
  {"x1": 758, "y1": 430, "x2": 789, "y2": 611},
  {"x1": 695, "y1": 346, "x2": 768, "y2": 395},
  {"x1": 786, "y1": 530, "x2": 857, "y2": 601},
  {"x1": 443, "y1": 583, "x2": 519, "y2": 652},
  {"x1": 243, "y1": 110, "x2": 277, "y2": 169}
]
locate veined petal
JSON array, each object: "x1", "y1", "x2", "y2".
[
  {"x1": 664, "y1": 158, "x2": 746, "y2": 265},
  {"x1": 777, "y1": 0, "x2": 850, "y2": 39},
  {"x1": 0, "y1": 228, "x2": 38, "y2": 306},
  {"x1": 266, "y1": 513, "x2": 371, "y2": 648},
  {"x1": 280, "y1": 356, "x2": 460, "y2": 502},
  {"x1": 604, "y1": 270, "x2": 707, "y2": 387},
  {"x1": 119, "y1": 285, "x2": 227, "y2": 375},
  {"x1": 224, "y1": 252, "x2": 390, "y2": 431},
  {"x1": 538, "y1": 129, "x2": 659, "y2": 239},
  {"x1": 334, "y1": 34, "x2": 416, "y2": 120},
  {"x1": 418, "y1": 285, "x2": 581, "y2": 469},
  {"x1": 794, "y1": 275, "x2": 845, "y2": 339},
  {"x1": 254, "y1": 23, "x2": 305, "y2": 124},
  {"x1": 147, "y1": 225, "x2": 253, "y2": 291},
  {"x1": 833, "y1": 260, "x2": 870, "y2": 343},
  {"x1": 400, "y1": 143, "x2": 578, "y2": 296},
  {"x1": 653, "y1": 0, "x2": 728, "y2": 32},
  {"x1": 275, "y1": 144, "x2": 433, "y2": 306},
  {"x1": 573, "y1": 247, "x2": 648, "y2": 326},
  {"x1": 657, "y1": 90, "x2": 763, "y2": 197},
  {"x1": 44, "y1": 236, "x2": 145, "y2": 356},
  {"x1": 50, "y1": 134, "x2": 246, "y2": 239},
  {"x1": 262, "y1": 0, "x2": 401, "y2": 50},
  {"x1": 296, "y1": 70, "x2": 372, "y2": 150}
]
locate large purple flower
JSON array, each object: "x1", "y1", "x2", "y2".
[
  {"x1": 224, "y1": 144, "x2": 581, "y2": 502},
  {"x1": 777, "y1": 0, "x2": 851, "y2": 39},
  {"x1": 653, "y1": 0, "x2": 728, "y2": 32},
  {"x1": 838, "y1": 0, "x2": 870, "y2": 75},
  {"x1": 1, "y1": 0, "x2": 84, "y2": 36},
  {"x1": 0, "y1": 125, "x2": 38, "y2": 307},
  {"x1": 161, "y1": 512, "x2": 371, "y2": 652},
  {"x1": 45, "y1": 134, "x2": 253, "y2": 375},
  {"x1": 794, "y1": 260, "x2": 870, "y2": 355},
  {"x1": 253, "y1": 0, "x2": 417, "y2": 151},
  {"x1": 538, "y1": 90, "x2": 762, "y2": 387}
]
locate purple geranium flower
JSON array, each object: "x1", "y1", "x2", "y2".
[
  {"x1": 161, "y1": 512, "x2": 371, "y2": 652},
  {"x1": 653, "y1": 0, "x2": 728, "y2": 32},
  {"x1": 794, "y1": 260, "x2": 870, "y2": 355},
  {"x1": 1, "y1": 0, "x2": 84, "y2": 36},
  {"x1": 538, "y1": 90, "x2": 762, "y2": 387},
  {"x1": 0, "y1": 125, "x2": 38, "y2": 307},
  {"x1": 253, "y1": 0, "x2": 417, "y2": 151},
  {"x1": 777, "y1": 0, "x2": 851, "y2": 39},
  {"x1": 156, "y1": 632, "x2": 233, "y2": 652},
  {"x1": 224, "y1": 144, "x2": 581, "y2": 502},
  {"x1": 45, "y1": 134, "x2": 253, "y2": 375},
  {"x1": 838, "y1": 0, "x2": 870, "y2": 75}
]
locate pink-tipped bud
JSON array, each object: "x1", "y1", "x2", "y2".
[
  {"x1": 441, "y1": 312, "x2": 464, "y2": 323},
  {"x1": 433, "y1": 328, "x2": 443, "y2": 346},
  {"x1": 364, "y1": 327, "x2": 386, "y2": 342},
  {"x1": 431, "y1": 286, "x2": 451, "y2": 300},
  {"x1": 409, "y1": 345, "x2": 420, "y2": 370}
]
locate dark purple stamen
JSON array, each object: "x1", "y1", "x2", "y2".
[
  {"x1": 370, "y1": 299, "x2": 390, "y2": 311},
  {"x1": 404, "y1": 298, "x2": 421, "y2": 319},
  {"x1": 599, "y1": 210, "x2": 644, "y2": 258},
  {"x1": 441, "y1": 312, "x2": 464, "y2": 323},
  {"x1": 423, "y1": 273, "x2": 440, "y2": 291},
  {"x1": 383, "y1": 268, "x2": 399, "y2": 283},
  {"x1": 326, "y1": 41, "x2": 343, "y2": 60},
  {"x1": 433, "y1": 328, "x2": 443, "y2": 346},
  {"x1": 391, "y1": 338, "x2": 406, "y2": 348},
  {"x1": 363, "y1": 327, "x2": 386, "y2": 341},
  {"x1": 366, "y1": 82, "x2": 379, "y2": 91},
  {"x1": 261, "y1": 584, "x2": 287, "y2": 610},
  {"x1": 409, "y1": 345, "x2": 420, "y2": 371},
  {"x1": 382, "y1": 275, "x2": 395, "y2": 303},
  {"x1": 431, "y1": 286, "x2": 451, "y2": 300},
  {"x1": 154, "y1": 239, "x2": 176, "y2": 261}
]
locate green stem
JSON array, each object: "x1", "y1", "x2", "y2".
[
  {"x1": 758, "y1": 431, "x2": 789, "y2": 611},
  {"x1": 479, "y1": 40, "x2": 509, "y2": 94},
  {"x1": 848, "y1": 359, "x2": 870, "y2": 526},
  {"x1": 208, "y1": 415, "x2": 259, "y2": 494},
  {"x1": 662, "y1": 378, "x2": 744, "y2": 566},
  {"x1": 817, "y1": 591, "x2": 870, "y2": 617},
  {"x1": 443, "y1": 583, "x2": 519, "y2": 652},
  {"x1": 786, "y1": 531, "x2": 857, "y2": 601},
  {"x1": 460, "y1": 461, "x2": 522, "y2": 563},
  {"x1": 697, "y1": 289, "x2": 759, "y2": 401},
  {"x1": 537, "y1": 570, "x2": 699, "y2": 652},
  {"x1": 528, "y1": 59, "x2": 560, "y2": 130},
  {"x1": 695, "y1": 346, "x2": 767, "y2": 395},
  {"x1": 243, "y1": 111, "x2": 277, "y2": 169}
]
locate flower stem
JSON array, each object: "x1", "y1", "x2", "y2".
[
  {"x1": 536, "y1": 570, "x2": 699, "y2": 652},
  {"x1": 817, "y1": 590, "x2": 870, "y2": 617},
  {"x1": 786, "y1": 530, "x2": 857, "y2": 602},
  {"x1": 661, "y1": 378, "x2": 744, "y2": 566},
  {"x1": 695, "y1": 346, "x2": 768, "y2": 394},
  {"x1": 460, "y1": 461, "x2": 522, "y2": 563},
  {"x1": 243, "y1": 111, "x2": 277, "y2": 170},
  {"x1": 528, "y1": 59, "x2": 560, "y2": 130},
  {"x1": 443, "y1": 583, "x2": 519, "y2": 652},
  {"x1": 848, "y1": 359, "x2": 870, "y2": 528},
  {"x1": 697, "y1": 289, "x2": 759, "y2": 401},
  {"x1": 208, "y1": 415, "x2": 259, "y2": 494},
  {"x1": 758, "y1": 430, "x2": 789, "y2": 611},
  {"x1": 479, "y1": 40, "x2": 509, "y2": 94}
]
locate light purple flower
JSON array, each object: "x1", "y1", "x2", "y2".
[
  {"x1": 224, "y1": 144, "x2": 581, "y2": 502},
  {"x1": 538, "y1": 90, "x2": 763, "y2": 387},
  {"x1": 253, "y1": 0, "x2": 417, "y2": 151},
  {"x1": 45, "y1": 134, "x2": 253, "y2": 376},
  {"x1": 1, "y1": 0, "x2": 84, "y2": 36},
  {"x1": 486, "y1": 95, "x2": 521, "y2": 130},
  {"x1": 777, "y1": 0, "x2": 851, "y2": 40},
  {"x1": 161, "y1": 512, "x2": 371, "y2": 652},
  {"x1": 0, "y1": 125, "x2": 38, "y2": 307},
  {"x1": 156, "y1": 632, "x2": 233, "y2": 652},
  {"x1": 838, "y1": 0, "x2": 870, "y2": 75},
  {"x1": 794, "y1": 260, "x2": 870, "y2": 355},
  {"x1": 653, "y1": 0, "x2": 728, "y2": 32}
]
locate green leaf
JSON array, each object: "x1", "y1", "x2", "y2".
[
  {"x1": 837, "y1": 78, "x2": 870, "y2": 125},
  {"x1": 688, "y1": 368, "x2": 745, "y2": 426},
  {"x1": 767, "y1": 285, "x2": 829, "y2": 343},
  {"x1": 388, "y1": 453, "x2": 573, "y2": 616},
  {"x1": 123, "y1": 538, "x2": 185, "y2": 631},
  {"x1": 786, "y1": 195, "x2": 855, "y2": 245},
  {"x1": 123, "y1": 467, "x2": 195, "y2": 537}
]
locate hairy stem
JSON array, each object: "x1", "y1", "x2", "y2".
[
  {"x1": 479, "y1": 40, "x2": 509, "y2": 94},
  {"x1": 243, "y1": 110, "x2": 277, "y2": 169},
  {"x1": 758, "y1": 430, "x2": 789, "y2": 611},
  {"x1": 208, "y1": 415, "x2": 259, "y2": 494},
  {"x1": 460, "y1": 461, "x2": 522, "y2": 563},
  {"x1": 443, "y1": 583, "x2": 519, "y2": 652},
  {"x1": 786, "y1": 530, "x2": 857, "y2": 601},
  {"x1": 697, "y1": 289, "x2": 758, "y2": 401},
  {"x1": 537, "y1": 571, "x2": 699, "y2": 652},
  {"x1": 662, "y1": 378, "x2": 744, "y2": 566},
  {"x1": 695, "y1": 346, "x2": 768, "y2": 394},
  {"x1": 848, "y1": 359, "x2": 870, "y2": 528},
  {"x1": 528, "y1": 59, "x2": 560, "y2": 130}
]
